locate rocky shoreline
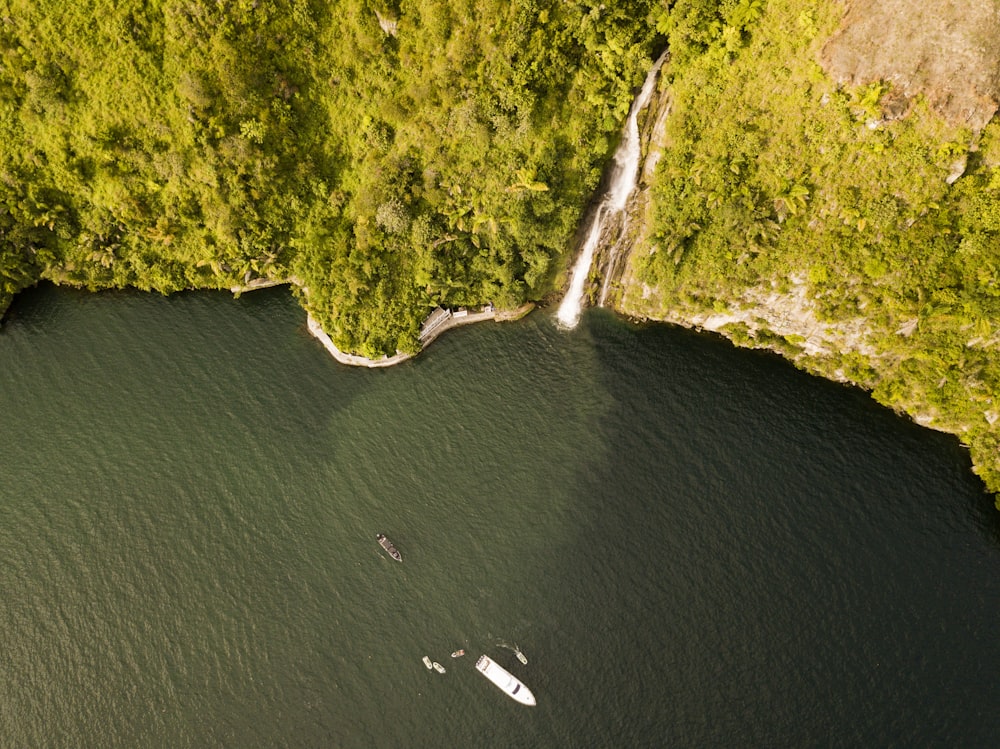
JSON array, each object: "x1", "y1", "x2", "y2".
[
  {"x1": 230, "y1": 276, "x2": 533, "y2": 368},
  {"x1": 604, "y1": 58, "x2": 999, "y2": 495},
  {"x1": 306, "y1": 303, "x2": 535, "y2": 368}
]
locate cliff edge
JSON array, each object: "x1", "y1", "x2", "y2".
[{"x1": 612, "y1": 0, "x2": 1000, "y2": 498}]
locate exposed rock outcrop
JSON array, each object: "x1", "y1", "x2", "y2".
[{"x1": 821, "y1": 0, "x2": 1000, "y2": 132}]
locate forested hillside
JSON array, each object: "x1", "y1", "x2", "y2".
[
  {"x1": 0, "y1": 0, "x2": 659, "y2": 356},
  {"x1": 620, "y1": 0, "x2": 1000, "y2": 495},
  {"x1": 7, "y1": 0, "x2": 1000, "y2": 495}
]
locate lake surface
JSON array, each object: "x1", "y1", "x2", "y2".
[{"x1": 1, "y1": 285, "x2": 998, "y2": 747}]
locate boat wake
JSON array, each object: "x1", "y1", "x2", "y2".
[{"x1": 496, "y1": 640, "x2": 528, "y2": 665}]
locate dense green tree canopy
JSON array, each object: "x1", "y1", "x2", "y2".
[{"x1": 0, "y1": 0, "x2": 660, "y2": 356}]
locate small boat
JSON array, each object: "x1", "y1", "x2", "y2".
[
  {"x1": 432, "y1": 661, "x2": 446, "y2": 674},
  {"x1": 476, "y1": 655, "x2": 536, "y2": 706},
  {"x1": 514, "y1": 647, "x2": 527, "y2": 665},
  {"x1": 376, "y1": 533, "x2": 402, "y2": 562},
  {"x1": 451, "y1": 649, "x2": 465, "y2": 658},
  {"x1": 422, "y1": 656, "x2": 433, "y2": 670}
]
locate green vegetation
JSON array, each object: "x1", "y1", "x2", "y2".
[
  {"x1": 633, "y1": 0, "x2": 1000, "y2": 495},
  {"x1": 5, "y1": 0, "x2": 1000, "y2": 497},
  {"x1": 0, "y1": 0, "x2": 659, "y2": 356}
]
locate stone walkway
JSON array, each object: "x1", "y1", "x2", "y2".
[
  {"x1": 307, "y1": 304, "x2": 534, "y2": 368},
  {"x1": 229, "y1": 276, "x2": 533, "y2": 368}
]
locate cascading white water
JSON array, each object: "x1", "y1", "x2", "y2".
[
  {"x1": 556, "y1": 50, "x2": 668, "y2": 329},
  {"x1": 555, "y1": 203, "x2": 608, "y2": 329}
]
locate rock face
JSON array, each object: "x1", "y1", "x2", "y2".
[
  {"x1": 593, "y1": 77, "x2": 672, "y2": 310},
  {"x1": 607, "y1": 6, "x2": 1000, "y2": 495},
  {"x1": 821, "y1": 0, "x2": 1000, "y2": 131},
  {"x1": 626, "y1": 274, "x2": 877, "y2": 370},
  {"x1": 374, "y1": 8, "x2": 398, "y2": 37}
]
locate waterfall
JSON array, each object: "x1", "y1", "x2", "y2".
[{"x1": 556, "y1": 50, "x2": 668, "y2": 329}]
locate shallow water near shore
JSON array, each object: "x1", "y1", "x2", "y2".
[{"x1": 1, "y1": 285, "x2": 998, "y2": 747}]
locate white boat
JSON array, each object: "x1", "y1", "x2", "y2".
[
  {"x1": 432, "y1": 661, "x2": 446, "y2": 674},
  {"x1": 475, "y1": 655, "x2": 536, "y2": 706},
  {"x1": 514, "y1": 647, "x2": 528, "y2": 665},
  {"x1": 422, "y1": 656, "x2": 432, "y2": 670}
]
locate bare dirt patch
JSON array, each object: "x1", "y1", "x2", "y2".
[{"x1": 821, "y1": 0, "x2": 1000, "y2": 131}]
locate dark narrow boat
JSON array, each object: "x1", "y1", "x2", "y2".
[{"x1": 376, "y1": 533, "x2": 402, "y2": 562}]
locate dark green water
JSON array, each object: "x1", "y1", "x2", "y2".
[{"x1": 1, "y1": 286, "x2": 998, "y2": 747}]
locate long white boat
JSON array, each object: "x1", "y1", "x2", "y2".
[{"x1": 475, "y1": 655, "x2": 536, "y2": 706}]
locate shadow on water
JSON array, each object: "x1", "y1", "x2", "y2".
[
  {"x1": 558, "y1": 308, "x2": 1000, "y2": 747},
  {"x1": 2, "y1": 290, "x2": 999, "y2": 747},
  {"x1": 587, "y1": 309, "x2": 1000, "y2": 540}
]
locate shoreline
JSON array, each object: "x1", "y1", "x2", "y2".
[
  {"x1": 307, "y1": 303, "x2": 535, "y2": 368},
  {"x1": 231, "y1": 276, "x2": 534, "y2": 368}
]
